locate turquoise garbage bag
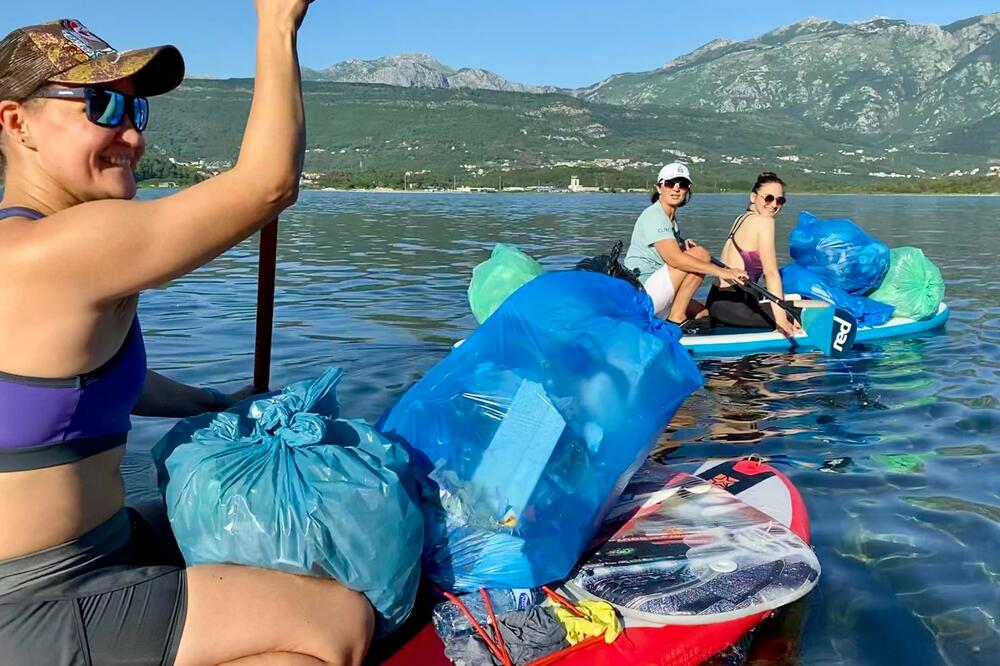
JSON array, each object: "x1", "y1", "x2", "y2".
[
  {"x1": 152, "y1": 368, "x2": 423, "y2": 634},
  {"x1": 790, "y1": 211, "x2": 890, "y2": 294},
  {"x1": 379, "y1": 271, "x2": 703, "y2": 592},
  {"x1": 868, "y1": 247, "x2": 945, "y2": 319},
  {"x1": 468, "y1": 243, "x2": 546, "y2": 324}
]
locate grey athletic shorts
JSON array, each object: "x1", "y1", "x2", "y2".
[{"x1": 0, "y1": 507, "x2": 187, "y2": 666}]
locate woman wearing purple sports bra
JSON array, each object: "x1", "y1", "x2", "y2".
[
  {"x1": 706, "y1": 172, "x2": 799, "y2": 336},
  {"x1": 0, "y1": 3, "x2": 374, "y2": 666}
]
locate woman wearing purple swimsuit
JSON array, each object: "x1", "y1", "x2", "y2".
[
  {"x1": 706, "y1": 172, "x2": 799, "y2": 337},
  {"x1": 0, "y1": 3, "x2": 374, "y2": 666}
]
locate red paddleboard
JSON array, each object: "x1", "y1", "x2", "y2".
[{"x1": 373, "y1": 457, "x2": 813, "y2": 666}]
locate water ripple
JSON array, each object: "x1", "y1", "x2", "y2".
[{"x1": 126, "y1": 191, "x2": 999, "y2": 664}]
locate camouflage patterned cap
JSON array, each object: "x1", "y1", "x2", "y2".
[{"x1": 0, "y1": 19, "x2": 184, "y2": 101}]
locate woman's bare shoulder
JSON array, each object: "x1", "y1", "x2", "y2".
[{"x1": 743, "y1": 212, "x2": 775, "y2": 225}]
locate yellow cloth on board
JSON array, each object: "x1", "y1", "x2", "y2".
[{"x1": 552, "y1": 600, "x2": 622, "y2": 645}]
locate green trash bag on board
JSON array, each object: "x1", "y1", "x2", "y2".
[
  {"x1": 468, "y1": 244, "x2": 546, "y2": 323},
  {"x1": 868, "y1": 247, "x2": 945, "y2": 320}
]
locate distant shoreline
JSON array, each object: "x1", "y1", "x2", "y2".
[
  {"x1": 136, "y1": 183, "x2": 1000, "y2": 197},
  {"x1": 300, "y1": 187, "x2": 1000, "y2": 197}
]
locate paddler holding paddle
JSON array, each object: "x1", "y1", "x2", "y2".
[
  {"x1": 0, "y1": 1, "x2": 375, "y2": 664},
  {"x1": 707, "y1": 172, "x2": 801, "y2": 337},
  {"x1": 705, "y1": 172, "x2": 858, "y2": 355},
  {"x1": 624, "y1": 162, "x2": 748, "y2": 332}
]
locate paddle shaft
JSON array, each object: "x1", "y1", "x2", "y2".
[
  {"x1": 710, "y1": 257, "x2": 799, "y2": 320},
  {"x1": 253, "y1": 220, "x2": 279, "y2": 393}
]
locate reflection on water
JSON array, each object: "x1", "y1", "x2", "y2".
[{"x1": 128, "y1": 191, "x2": 999, "y2": 665}]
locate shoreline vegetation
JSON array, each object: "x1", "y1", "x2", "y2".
[
  {"x1": 84, "y1": 148, "x2": 997, "y2": 196},
  {"x1": 137, "y1": 166, "x2": 1000, "y2": 195}
]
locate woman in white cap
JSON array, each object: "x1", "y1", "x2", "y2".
[
  {"x1": 0, "y1": 2, "x2": 374, "y2": 665},
  {"x1": 624, "y1": 162, "x2": 747, "y2": 331}
]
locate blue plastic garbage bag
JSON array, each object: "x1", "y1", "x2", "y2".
[
  {"x1": 152, "y1": 367, "x2": 423, "y2": 634},
  {"x1": 378, "y1": 271, "x2": 703, "y2": 592},
  {"x1": 781, "y1": 263, "x2": 895, "y2": 327},
  {"x1": 790, "y1": 211, "x2": 890, "y2": 294}
]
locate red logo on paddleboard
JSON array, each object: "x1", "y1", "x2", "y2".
[{"x1": 710, "y1": 474, "x2": 740, "y2": 489}]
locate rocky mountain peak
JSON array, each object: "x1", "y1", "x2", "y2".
[
  {"x1": 851, "y1": 16, "x2": 909, "y2": 32},
  {"x1": 384, "y1": 52, "x2": 447, "y2": 67},
  {"x1": 302, "y1": 52, "x2": 556, "y2": 94},
  {"x1": 664, "y1": 38, "x2": 735, "y2": 69}
]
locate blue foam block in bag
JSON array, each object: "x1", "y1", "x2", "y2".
[
  {"x1": 377, "y1": 271, "x2": 703, "y2": 592},
  {"x1": 781, "y1": 263, "x2": 895, "y2": 327},
  {"x1": 152, "y1": 368, "x2": 423, "y2": 634},
  {"x1": 790, "y1": 211, "x2": 890, "y2": 294}
]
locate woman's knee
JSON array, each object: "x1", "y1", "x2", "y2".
[
  {"x1": 312, "y1": 583, "x2": 375, "y2": 666},
  {"x1": 178, "y1": 565, "x2": 374, "y2": 666},
  {"x1": 286, "y1": 580, "x2": 373, "y2": 666},
  {"x1": 688, "y1": 245, "x2": 711, "y2": 261}
]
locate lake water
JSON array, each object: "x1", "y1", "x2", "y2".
[{"x1": 126, "y1": 191, "x2": 998, "y2": 665}]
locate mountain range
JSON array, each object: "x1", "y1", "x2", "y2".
[
  {"x1": 302, "y1": 14, "x2": 999, "y2": 140},
  {"x1": 143, "y1": 13, "x2": 999, "y2": 190},
  {"x1": 580, "y1": 14, "x2": 1000, "y2": 137}
]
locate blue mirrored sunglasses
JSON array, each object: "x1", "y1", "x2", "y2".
[{"x1": 32, "y1": 86, "x2": 149, "y2": 132}]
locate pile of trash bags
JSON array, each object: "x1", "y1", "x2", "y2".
[
  {"x1": 780, "y1": 211, "x2": 895, "y2": 326},
  {"x1": 789, "y1": 211, "x2": 890, "y2": 294},
  {"x1": 779, "y1": 211, "x2": 944, "y2": 326},
  {"x1": 152, "y1": 368, "x2": 423, "y2": 634},
  {"x1": 379, "y1": 270, "x2": 702, "y2": 592}
]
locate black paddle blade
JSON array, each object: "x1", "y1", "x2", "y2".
[{"x1": 830, "y1": 309, "x2": 858, "y2": 356}]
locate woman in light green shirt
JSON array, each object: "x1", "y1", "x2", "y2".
[{"x1": 624, "y1": 163, "x2": 746, "y2": 331}]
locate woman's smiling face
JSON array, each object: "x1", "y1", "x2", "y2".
[
  {"x1": 657, "y1": 178, "x2": 690, "y2": 208},
  {"x1": 750, "y1": 181, "x2": 785, "y2": 217},
  {"x1": 20, "y1": 79, "x2": 146, "y2": 202}
]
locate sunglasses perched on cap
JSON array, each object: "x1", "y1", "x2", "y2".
[
  {"x1": 31, "y1": 86, "x2": 149, "y2": 133},
  {"x1": 658, "y1": 178, "x2": 691, "y2": 190},
  {"x1": 757, "y1": 193, "x2": 787, "y2": 206}
]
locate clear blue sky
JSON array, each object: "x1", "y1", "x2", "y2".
[{"x1": 3, "y1": 1, "x2": 997, "y2": 88}]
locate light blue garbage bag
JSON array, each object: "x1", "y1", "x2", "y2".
[
  {"x1": 378, "y1": 271, "x2": 703, "y2": 592},
  {"x1": 790, "y1": 211, "x2": 890, "y2": 294},
  {"x1": 152, "y1": 367, "x2": 423, "y2": 634}
]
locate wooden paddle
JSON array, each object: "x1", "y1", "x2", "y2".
[
  {"x1": 253, "y1": 220, "x2": 279, "y2": 392},
  {"x1": 710, "y1": 257, "x2": 857, "y2": 356}
]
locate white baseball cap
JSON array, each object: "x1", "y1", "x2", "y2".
[{"x1": 657, "y1": 162, "x2": 692, "y2": 185}]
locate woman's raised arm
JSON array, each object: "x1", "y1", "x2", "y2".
[{"x1": 6, "y1": 0, "x2": 316, "y2": 304}]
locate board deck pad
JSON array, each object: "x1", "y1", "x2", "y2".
[{"x1": 561, "y1": 463, "x2": 820, "y2": 625}]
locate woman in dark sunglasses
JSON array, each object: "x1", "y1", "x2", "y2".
[
  {"x1": 624, "y1": 162, "x2": 748, "y2": 332},
  {"x1": 0, "y1": 4, "x2": 375, "y2": 666},
  {"x1": 706, "y1": 171, "x2": 800, "y2": 335}
]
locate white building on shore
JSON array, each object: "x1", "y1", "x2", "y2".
[{"x1": 568, "y1": 176, "x2": 600, "y2": 193}]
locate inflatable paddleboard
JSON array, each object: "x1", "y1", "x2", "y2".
[
  {"x1": 681, "y1": 303, "x2": 949, "y2": 357},
  {"x1": 528, "y1": 458, "x2": 814, "y2": 666},
  {"x1": 375, "y1": 457, "x2": 815, "y2": 666},
  {"x1": 560, "y1": 465, "x2": 819, "y2": 626}
]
